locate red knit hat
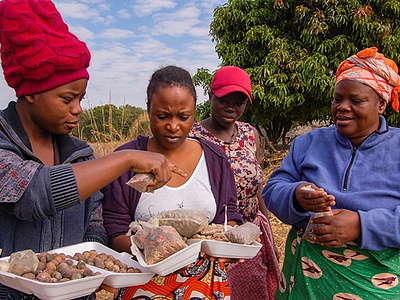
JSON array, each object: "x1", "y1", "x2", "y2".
[
  {"x1": 210, "y1": 66, "x2": 252, "y2": 103},
  {"x1": 0, "y1": 0, "x2": 90, "y2": 97}
]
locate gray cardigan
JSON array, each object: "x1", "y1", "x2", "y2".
[{"x1": 0, "y1": 101, "x2": 107, "y2": 258}]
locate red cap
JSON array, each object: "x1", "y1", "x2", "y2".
[
  {"x1": 0, "y1": 0, "x2": 90, "y2": 97},
  {"x1": 210, "y1": 66, "x2": 252, "y2": 103}
]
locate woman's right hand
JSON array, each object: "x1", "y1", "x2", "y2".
[
  {"x1": 73, "y1": 149, "x2": 186, "y2": 200},
  {"x1": 295, "y1": 183, "x2": 335, "y2": 212},
  {"x1": 130, "y1": 151, "x2": 187, "y2": 192}
]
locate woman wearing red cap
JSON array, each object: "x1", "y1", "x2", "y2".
[
  {"x1": 190, "y1": 66, "x2": 280, "y2": 300},
  {"x1": 0, "y1": 1, "x2": 183, "y2": 299},
  {"x1": 264, "y1": 47, "x2": 400, "y2": 299}
]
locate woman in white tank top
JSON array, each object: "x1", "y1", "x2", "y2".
[{"x1": 102, "y1": 66, "x2": 242, "y2": 300}]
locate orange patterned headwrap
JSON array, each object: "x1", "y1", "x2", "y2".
[{"x1": 335, "y1": 47, "x2": 400, "y2": 112}]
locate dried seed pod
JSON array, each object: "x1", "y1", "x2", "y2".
[
  {"x1": 45, "y1": 261, "x2": 57, "y2": 272},
  {"x1": 37, "y1": 253, "x2": 47, "y2": 264},
  {"x1": 53, "y1": 255, "x2": 63, "y2": 265},
  {"x1": 77, "y1": 261, "x2": 86, "y2": 269},
  {"x1": 93, "y1": 257, "x2": 105, "y2": 269},
  {"x1": 127, "y1": 267, "x2": 141, "y2": 273},
  {"x1": 36, "y1": 272, "x2": 51, "y2": 283},
  {"x1": 36, "y1": 261, "x2": 46, "y2": 271},
  {"x1": 71, "y1": 272, "x2": 83, "y2": 280},
  {"x1": 21, "y1": 272, "x2": 36, "y2": 280},
  {"x1": 58, "y1": 265, "x2": 74, "y2": 279},
  {"x1": 104, "y1": 260, "x2": 114, "y2": 269},
  {"x1": 52, "y1": 271, "x2": 62, "y2": 281},
  {"x1": 65, "y1": 259, "x2": 74, "y2": 266},
  {"x1": 46, "y1": 253, "x2": 56, "y2": 263},
  {"x1": 110, "y1": 265, "x2": 120, "y2": 272},
  {"x1": 82, "y1": 268, "x2": 94, "y2": 277},
  {"x1": 98, "y1": 253, "x2": 108, "y2": 261},
  {"x1": 44, "y1": 267, "x2": 55, "y2": 276}
]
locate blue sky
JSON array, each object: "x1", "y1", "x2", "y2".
[{"x1": 0, "y1": 0, "x2": 226, "y2": 109}]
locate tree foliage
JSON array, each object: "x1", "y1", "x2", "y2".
[
  {"x1": 193, "y1": 67, "x2": 213, "y2": 120},
  {"x1": 199, "y1": 0, "x2": 400, "y2": 143},
  {"x1": 71, "y1": 104, "x2": 146, "y2": 142}
]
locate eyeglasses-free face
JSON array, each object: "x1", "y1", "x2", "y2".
[{"x1": 210, "y1": 92, "x2": 248, "y2": 127}]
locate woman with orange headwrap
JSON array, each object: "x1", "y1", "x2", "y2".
[{"x1": 263, "y1": 47, "x2": 400, "y2": 299}]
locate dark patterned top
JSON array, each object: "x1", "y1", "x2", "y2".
[{"x1": 190, "y1": 121, "x2": 262, "y2": 222}]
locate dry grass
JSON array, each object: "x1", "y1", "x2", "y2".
[{"x1": 262, "y1": 149, "x2": 291, "y2": 269}]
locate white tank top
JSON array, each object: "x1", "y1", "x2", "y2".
[{"x1": 135, "y1": 150, "x2": 217, "y2": 222}]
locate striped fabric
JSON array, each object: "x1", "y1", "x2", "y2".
[{"x1": 336, "y1": 47, "x2": 400, "y2": 111}]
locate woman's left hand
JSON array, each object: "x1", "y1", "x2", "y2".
[{"x1": 311, "y1": 209, "x2": 361, "y2": 247}]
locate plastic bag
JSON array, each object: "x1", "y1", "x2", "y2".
[
  {"x1": 142, "y1": 226, "x2": 187, "y2": 265},
  {"x1": 300, "y1": 185, "x2": 334, "y2": 242},
  {"x1": 126, "y1": 173, "x2": 155, "y2": 193},
  {"x1": 225, "y1": 222, "x2": 261, "y2": 244},
  {"x1": 153, "y1": 209, "x2": 209, "y2": 237},
  {"x1": 133, "y1": 228, "x2": 151, "y2": 250},
  {"x1": 303, "y1": 211, "x2": 333, "y2": 242},
  {"x1": 8, "y1": 249, "x2": 39, "y2": 276},
  {"x1": 190, "y1": 223, "x2": 230, "y2": 241}
]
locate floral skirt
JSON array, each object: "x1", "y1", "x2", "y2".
[
  {"x1": 276, "y1": 227, "x2": 400, "y2": 300},
  {"x1": 118, "y1": 255, "x2": 230, "y2": 300}
]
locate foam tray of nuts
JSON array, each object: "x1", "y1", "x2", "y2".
[
  {"x1": 48, "y1": 242, "x2": 154, "y2": 288},
  {"x1": 0, "y1": 254, "x2": 105, "y2": 300},
  {"x1": 0, "y1": 242, "x2": 155, "y2": 300},
  {"x1": 186, "y1": 239, "x2": 263, "y2": 259}
]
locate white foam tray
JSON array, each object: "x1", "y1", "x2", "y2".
[
  {"x1": 0, "y1": 257, "x2": 104, "y2": 300},
  {"x1": 130, "y1": 236, "x2": 202, "y2": 276},
  {"x1": 187, "y1": 239, "x2": 262, "y2": 259},
  {"x1": 48, "y1": 242, "x2": 154, "y2": 288},
  {"x1": 0, "y1": 242, "x2": 155, "y2": 299}
]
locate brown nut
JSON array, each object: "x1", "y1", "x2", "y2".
[
  {"x1": 21, "y1": 273, "x2": 36, "y2": 280},
  {"x1": 36, "y1": 272, "x2": 51, "y2": 283}
]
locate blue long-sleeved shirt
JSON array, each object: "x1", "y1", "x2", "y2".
[{"x1": 263, "y1": 116, "x2": 400, "y2": 251}]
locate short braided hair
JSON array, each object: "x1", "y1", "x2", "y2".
[{"x1": 146, "y1": 65, "x2": 197, "y2": 109}]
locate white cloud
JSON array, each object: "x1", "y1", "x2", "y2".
[
  {"x1": 54, "y1": 2, "x2": 100, "y2": 21},
  {"x1": 96, "y1": 28, "x2": 135, "y2": 39},
  {"x1": 84, "y1": 45, "x2": 162, "y2": 108},
  {"x1": 186, "y1": 38, "x2": 216, "y2": 55},
  {"x1": 54, "y1": 1, "x2": 114, "y2": 25},
  {"x1": 197, "y1": 0, "x2": 225, "y2": 10},
  {"x1": 132, "y1": 0, "x2": 177, "y2": 17},
  {"x1": 131, "y1": 38, "x2": 176, "y2": 58},
  {"x1": 151, "y1": 4, "x2": 204, "y2": 36},
  {"x1": 78, "y1": 0, "x2": 105, "y2": 4},
  {"x1": 117, "y1": 9, "x2": 132, "y2": 19},
  {"x1": 0, "y1": 0, "x2": 225, "y2": 110},
  {"x1": 68, "y1": 25, "x2": 95, "y2": 41},
  {"x1": 98, "y1": 3, "x2": 110, "y2": 11}
]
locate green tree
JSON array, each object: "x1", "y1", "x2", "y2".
[
  {"x1": 72, "y1": 104, "x2": 146, "y2": 142},
  {"x1": 193, "y1": 67, "x2": 213, "y2": 120},
  {"x1": 200, "y1": 0, "x2": 400, "y2": 143}
]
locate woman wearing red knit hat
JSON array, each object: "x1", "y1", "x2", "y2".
[
  {"x1": 0, "y1": 1, "x2": 184, "y2": 299},
  {"x1": 264, "y1": 47, "x2": 400, "y2": 299}
]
